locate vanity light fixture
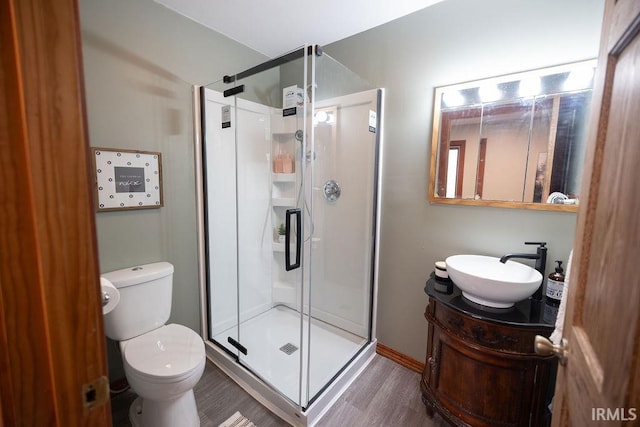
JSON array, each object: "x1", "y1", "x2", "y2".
[{"x1": 429, "y1": 59, "x2": 596, "y2": 211}]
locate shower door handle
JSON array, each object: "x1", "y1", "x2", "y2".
[{"x1": 285, "y1": 208, "x2": 301, "y2": 271}]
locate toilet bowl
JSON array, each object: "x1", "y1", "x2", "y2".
[
  {"x1": 122, "y1": 324, "x2": 205, "y2": 427},
  {"x1": 101, "y1": 262, "x2": 206, "y2": 427}
]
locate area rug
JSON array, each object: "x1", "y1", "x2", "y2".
[{"x1": 218, "y1": 411, "x2": 257, "y2": 427}]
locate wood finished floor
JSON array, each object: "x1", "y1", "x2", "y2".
[{"x1": 110, "y1": 355, "x2": 448, "y2": 426}]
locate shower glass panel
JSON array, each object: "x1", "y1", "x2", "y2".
[
  {"x1": 203, "y1": 60, "x2": 306, "y2": 405},
  {"x1": 201, "y1": 45, "x2": 380, "y2": 412},
  {"x1": 304, "y1": 54, "x2": 379, "y2": 405}
]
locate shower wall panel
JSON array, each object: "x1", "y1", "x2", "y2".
[{"x1": 306, "y1": 90, "x2": 378, "y2": 338}]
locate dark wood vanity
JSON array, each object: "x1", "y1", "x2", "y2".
[{"x1": 421, "y1": 277, "x2": 557, "y2": 427}]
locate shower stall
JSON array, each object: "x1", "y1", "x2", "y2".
[{"x1": 195, "y1": 45, "x2": 383, "y2": 425}]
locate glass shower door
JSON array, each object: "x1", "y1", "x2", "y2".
[
  {"x1": 234, "y1": 68, "x2": 307, "y2": 405},
  {"x1": 219, "y1": 52, "x2": 310, "y2": 405}
]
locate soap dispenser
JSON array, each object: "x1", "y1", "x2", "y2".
[{"x1": 545, "y1": 260, "x2": 565, "y2": 305}]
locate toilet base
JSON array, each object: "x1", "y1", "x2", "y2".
[{"x1": 129, "y1": 391, "x2": 200, "y2": 427}]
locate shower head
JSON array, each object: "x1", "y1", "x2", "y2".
[{"x1": 295, "y1": 130, "x2": 304, "y2": 142}]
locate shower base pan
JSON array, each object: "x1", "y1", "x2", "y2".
[{"x1": 207, "y1": 306, "x2": 376, "y2": 426}]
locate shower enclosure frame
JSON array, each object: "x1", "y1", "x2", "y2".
[{"x1": 193, "y1": 44, "x2": 384, "y2": 426}]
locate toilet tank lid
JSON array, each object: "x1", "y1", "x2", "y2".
[{"x1": 101, "y1": 262, "x2": 174, "y2": 289}]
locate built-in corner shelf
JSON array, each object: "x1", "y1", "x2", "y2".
[
  {"x1": 272, "y1": 173, "x2": 296, "y2": 183},
  {"x1": 272, "y1": 198, "x2": 296, "y2": 207},
  {"x1": 272, "y1": 241, "x2": 288, "y2": 252},
  {"x1": 271, "y1": 117, "x2": 299, "y2": 290},
  {"x1": 272, "y1": 238, "x2": 319, "y2": 253},
  {"x1": 272, "y1": 132, "x2": 294, "y2": 139}
]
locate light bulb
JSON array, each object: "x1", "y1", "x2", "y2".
[
  {"x1": 479, "y1": 85, "x2": 501, "y2": 102},
  {"x1": 519, "y1": 77, "x2": 541, "y2": 97},
  {"x1": 563, "y1": 67, "x2": 594, "y2": 91},
  {"x1": 315, "y1": 111, "x2": 328, "y2": 122},
  {"x1": 443, "y1": 90, "x2": 465, "y2": 107}
]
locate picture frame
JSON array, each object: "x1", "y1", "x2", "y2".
[{"x1": 92, "y1": 147, "x2": 163, "y2": 211}]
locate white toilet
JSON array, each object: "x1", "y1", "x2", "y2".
[{"x1": 102, "y1": 262, "x2": 205, "y2": 427}]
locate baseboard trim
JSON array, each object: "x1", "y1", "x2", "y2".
[{"x1": 376, "y1": 342, "x2": 425, "y2": 374}]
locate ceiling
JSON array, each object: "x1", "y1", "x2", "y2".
[{"x1": 154, "y1": 0, "x2": 446, "y2": 58}]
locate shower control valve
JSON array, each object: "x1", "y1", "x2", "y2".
[{"x1": 323, "y1": 180, "x2": 341, "y2": 202}]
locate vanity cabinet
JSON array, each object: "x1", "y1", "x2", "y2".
[{"x1": 421, "y1": 279, "x2": 557, "y2": 427}]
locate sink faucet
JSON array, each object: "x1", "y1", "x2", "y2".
[{"x1": 499, "y1": 242, "x2": 547, "y2": 300}]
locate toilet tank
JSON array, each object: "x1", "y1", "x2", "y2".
[{"x1": 102, "y1": 262, "x2": 173, "y2": 341}]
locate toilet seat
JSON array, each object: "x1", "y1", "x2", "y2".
[{"x1": 122, "y1": 324, "x2": 205, "y2": 384}]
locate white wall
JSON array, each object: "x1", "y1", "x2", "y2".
[{"x1": 325, "y1": 0, "x2": 605, "y2": 361}]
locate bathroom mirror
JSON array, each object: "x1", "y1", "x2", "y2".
[{"x1": 429, "y1": 60, "x2": 596, "y2": 211}]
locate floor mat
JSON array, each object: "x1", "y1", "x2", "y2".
[{"x1": 219, "y1": 411, "x2": 256, "y2": 427}]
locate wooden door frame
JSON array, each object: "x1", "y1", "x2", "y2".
[{"x1": 0, "y1": 0, "x2": 111, "y2": 425}]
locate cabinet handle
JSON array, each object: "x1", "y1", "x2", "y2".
[
  {"x1": 428, "y1": 356, "x2": 437, "y2": 367},
  {"x1": 429, "y1": 342, "x2": 439, "y2": 379}
]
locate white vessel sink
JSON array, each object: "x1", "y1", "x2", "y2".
[{"x1": 445, "y1": 254, "x2": 542, "y2": 308}]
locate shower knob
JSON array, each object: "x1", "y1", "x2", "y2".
[{"x1": 323, "y1": 180, "x2": 341, "y2": 202}]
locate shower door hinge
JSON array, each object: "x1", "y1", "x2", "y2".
[{"x1": 227, "y1": 337, "x2": 248, "y2": 355}]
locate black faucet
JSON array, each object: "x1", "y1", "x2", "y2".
[{"x1": 499, "y1": 242, "x2": 547, "y2": 300}]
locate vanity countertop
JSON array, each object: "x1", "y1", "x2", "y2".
[{"x1": 424, "y1": 274, "x2": 557, "y2": 328}]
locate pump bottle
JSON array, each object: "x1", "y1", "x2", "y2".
[{"x1": 545, "y1": 260, "x2": 565, "y2": 305}]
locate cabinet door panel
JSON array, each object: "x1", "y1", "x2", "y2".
[{"x1": 434, "y1": 332, "x2": 537, "y2": 426}]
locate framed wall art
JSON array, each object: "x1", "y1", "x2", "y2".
[{"x1": 92, "y1": 147, "x2": 163, "y2": 211}]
